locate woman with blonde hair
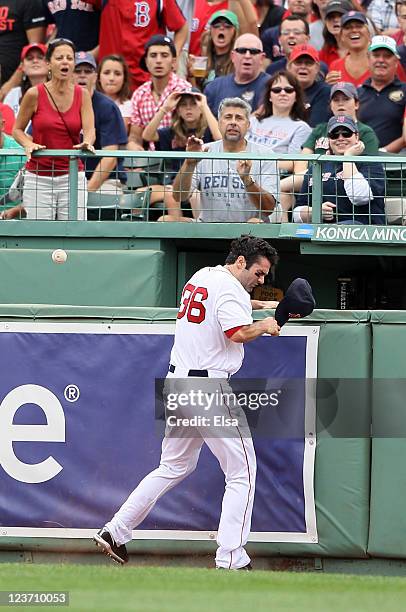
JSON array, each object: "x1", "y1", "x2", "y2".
[
  {"x1": 142, "y1": 89, "x2": 221, "y2": 221},
  {"x1": 189, "y1": 10, "x2": 239, "y2": 88}
]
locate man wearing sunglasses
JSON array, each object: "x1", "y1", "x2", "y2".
[
  {"x1": 293, "y1": 114, "x2": 385, "y2": 224},
  {"x1": 204, "y1": 33, "x2": 270, "y2": 116}
]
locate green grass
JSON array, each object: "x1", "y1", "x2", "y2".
[{"x1": 0, "y1": 564, "x2": 405, "y2": 612}]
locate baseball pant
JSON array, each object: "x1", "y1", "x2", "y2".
[{"x1": 105, "y1": 377, "x2": 256, "y2": 570}]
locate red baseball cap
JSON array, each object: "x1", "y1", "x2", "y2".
[
  {"x1": 289, "y1": 44, "x2": 319, "y2": 64},
  {"x1": 21, "y1": 43, "x2": 47, "y2": 61}
]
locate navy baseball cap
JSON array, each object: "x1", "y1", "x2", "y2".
[
  {"x1": 330, "y1": 81, "x2": 359, "y2": 100},
  {"x1": 275, "y1": 279, "x2": 316, "y2": 327},
  {"x1": 327, "y1": 114, "x2": 358, "y2": 134},
  {"x1": 140, "y1": 35, "x2": 177, "y2": 72},
  {"x1": 75, "y1": 51, "x2": 97, "y2": 70},
  {"x1": 341, "y1": 11, "x2": 368, "y2": 26}
]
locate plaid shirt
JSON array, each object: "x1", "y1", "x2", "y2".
[
  {"x1": 367, "y1": 0, "x2": 398, "y2": 31},
  {"x1": 130, "y1": 72, "x2": 192, "y2": 128}
]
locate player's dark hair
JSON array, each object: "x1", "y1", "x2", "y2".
[{"x1": 225, "y1": 235, "x2": 278, "y2": 268}]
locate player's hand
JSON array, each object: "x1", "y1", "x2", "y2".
[
  {"x1": 262, "y1": 316, "x2": 280, "y2": 336},
  {"x1": 237, "y1": 159, "x2": 252, "y2": 180},
  {"x1": 251, "y1": 299, "x2": 279, "y2": 310},
  {"x1": 344, "y1": 141, "x2": 365, "y2": 157},
  {"x1": 322, "y1": 201, "x2": 336, "y2": 221}
]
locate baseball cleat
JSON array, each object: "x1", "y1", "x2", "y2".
[
  {"x1": 216, "y1": 563, "x2": 253, "y2": 571},
  {"x1": 93, "y1": 528, "x2": 128, "y2": 565}
]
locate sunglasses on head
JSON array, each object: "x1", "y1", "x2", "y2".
[
  {"x1": 234, "y1": 47, "x2": 262, "y2": 55},
  {"x1": 49, "y1": 37, "x2": 74, "y2": 47},
  {"x1": 271, "y1": 86, "x2": 295, "y2": 94},
  {"x1": 329, "y1": 128, "x2": 354, "y2": 139}
]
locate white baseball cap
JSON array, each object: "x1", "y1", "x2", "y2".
[{"x1": 369, "y1": 35, "x2": 400, "y2": 58}]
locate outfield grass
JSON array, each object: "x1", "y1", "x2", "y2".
[{"x1": 0, "y1": 564, "x2": 405, "y2": 612}]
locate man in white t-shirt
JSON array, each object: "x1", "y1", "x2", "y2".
[
  {"x1": 173, "y1": 96, "x2": 280, "y2": 222},
  {"x1": 94, "y1": 235, "x2": 280, "y2": 570}
]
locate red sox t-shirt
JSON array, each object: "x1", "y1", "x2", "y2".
[{"x1": 87, "y1": 0, "x2": 186, "y2": 90}]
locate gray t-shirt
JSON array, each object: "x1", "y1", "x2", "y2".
[
  {"x1": 191, "y1": 140, "x2": 279, "y2": 223},
  {"x1": 248, "y1": 116, "x2": 312, "y2": 154}
]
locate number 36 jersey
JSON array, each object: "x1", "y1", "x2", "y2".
[{"x1": 170, "y1": 266, "x2": 253, "y2": 375}]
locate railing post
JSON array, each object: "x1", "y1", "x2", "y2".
[
  {"x1": 69, "y1": 155, "x2": 79, "y2": 220},
  {"x1": 311, "y1": 158, "x2": 322, "y2": 223}
]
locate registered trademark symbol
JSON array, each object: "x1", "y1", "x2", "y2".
[{"x1": 64, "y1": 385, "x2": 80, "y2": 402}]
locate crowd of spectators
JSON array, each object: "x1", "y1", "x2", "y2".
[{"x1": 0, "y1": 0, "x2": 405, "y2": 223}]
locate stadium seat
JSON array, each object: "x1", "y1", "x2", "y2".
[
  {"x1": 120, "y1": 189, "x2": 157, "y2": 221},
  {"x1": 384, "y1": 162, "x2": 406, "y2": 225}
]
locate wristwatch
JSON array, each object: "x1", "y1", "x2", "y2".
[{"x1": 244, "y1": 177, "x2": 255, "y2": 188}]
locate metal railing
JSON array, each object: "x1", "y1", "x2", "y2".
[{"x1": 0, "y1": 148, "x2": 404, "y2": 225}]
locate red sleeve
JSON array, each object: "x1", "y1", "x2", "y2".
[
  {"x1": 163, "y1": 0, "x2": 187, "y2": 31},
  {"x1": 0, "y1": 104, "x2": 15, "y2": 136},
  {"x1": 225, "y1": 326, "x2": 243, "y2": 339}
]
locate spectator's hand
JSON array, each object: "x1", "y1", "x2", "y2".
[
  {"x1": 194, "y1": 92, "x2": 208, "y2": 108},
  {"x1": 25, "y1": 143, "x2": 46, "y2": 161},
  {"x1": 237, "y1": 159, "x2": 252, "y2": 180},
  {"x1": 187, "y1": 54, "x2": 195, "y2": 79},
  {"x1": 162, "y1": 92, "x2": 183, "y2": 113},
  {"x1": 186, "y1": 135, "x2": 204, "y2": 153},
  {"x1": 322, "y1": 201, "x2": 336, "y2": 221},
  {"x1": 344, "y1": 141, "x2": 365, "y2": 157},
  {"x1": 325, "y1": 70, "x2": 342, "y2": 85},
  {"x1": 73, "y1": 142, "x2": 95, "y2": 153}
]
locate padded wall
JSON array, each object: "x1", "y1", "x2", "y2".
[{"x1": 0, "y1": 249, "x2": 177, "y2": 307}]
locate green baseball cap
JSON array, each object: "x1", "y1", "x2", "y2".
[{"x1": 208, "y1": 10, "x2": 239, "y2": 30}]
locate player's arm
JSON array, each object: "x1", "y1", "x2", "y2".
[
  {"x1": 227, "y1": 317, "x2": 280, "y2": 343},
  {"x1": 251, "y1": 300, "x2": 279, "y2": 309}
]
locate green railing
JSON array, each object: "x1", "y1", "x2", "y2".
[{"x1": 0, "y1": 149, "x2": 405, "y2": 244}]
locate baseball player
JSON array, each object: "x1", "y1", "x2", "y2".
[{"x1": 94, "y1": 235, "x2": 280, "y2": 570}]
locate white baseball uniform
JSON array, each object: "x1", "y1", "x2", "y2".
[{"x1": 105, "y1": 265, "x2": 257, "y2": 569}]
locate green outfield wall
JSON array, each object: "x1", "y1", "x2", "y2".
[{"x1": 1, "y1": 307, "x2": 402, "y2": 561}]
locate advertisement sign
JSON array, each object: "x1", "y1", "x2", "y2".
[{"x1": 0, "y1": 323, "x2": 319, "y2": 543}]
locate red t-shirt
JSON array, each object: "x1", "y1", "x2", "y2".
[
  {"x1": 329, "y1": 57, "x2": 371, "y2": 87},
  {"x1": 0, "y1": 103, "x2": 15, "y2": 135},
  {"x1": 26, "y1": 84, "x2": 83, "y2": 176},
  {"x1": 189, "y1": 0, "x2": 228, "y2": 56},
  {"x1": 319, "y1": 45, "x2": 340, "y2": 68},
  {"x1": 330, "y1": 55, "x2": 406, "y2": 85},
  {"x1": 390, "y1": 30, "x2": 404, "y2": 46},
  {"x1": 88, "y1": 0, "x2": 186, "y2": 90}
]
